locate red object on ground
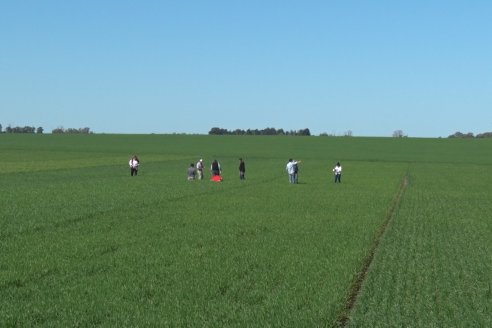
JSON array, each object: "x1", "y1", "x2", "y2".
[{"x1": 211, "y1": 175, "x2": 222, "y2": 182}]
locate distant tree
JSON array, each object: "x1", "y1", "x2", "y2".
[
  {"x1": 298, "y1": 128, "x2": 311, "y2": 136},
  {"x1": 263, "y1": 127, "x2": 276, "y2": 135},
  {"x1": 344, "y1": 130, "x2": 353, "y2": 137},
  {"x1": 5, "y1": 126, "x2": 36, "y2": 133},
  {"x1": 476, "y1": 132, "x2": 492, "y2": 138},
  {"x1": 52, "y1": 127, "x2": 64, "y2": 134},
  {"x1": 208, "y1": 127, "x2": 226, "y2": 135},
  {"x1": 51, "y1": 127, "x2": 91, "y2": 134},
  {"x1": 392, "y1": 130, "x2": 405, "y2": 138},
  {"x1": 448, "y1": 131, "x2": 474, "y2": 138},
  {"x1": 36, "y1": 127, "x2": 44, "y2": 134},
  {"x1": 0, "y1": 123, "x2": 2, "y2": 133}
]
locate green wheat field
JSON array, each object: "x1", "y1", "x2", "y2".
[{"x1": 1, "y1": 134, "x2": 491, "y2": 327}]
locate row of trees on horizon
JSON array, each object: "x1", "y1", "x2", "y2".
[
  {"x1": 448, "y1": 131, "x2": 492, "y2": 138},
  {"x1": 0, "y1": 124, "x2": 92, "y2": 134},
  {"x1": 1, "y1": 123, "x2": 491, "y2": 138},
  {"x1": 208, "y1": 127, "x2": 312, "y2": 136}
]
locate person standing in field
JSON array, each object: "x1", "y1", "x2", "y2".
[
  {"x1": 293, "y1": 161, "x2": 300, "y2": 183},
  {"x1": 239, "y1": 158, "x2": 246, "y2": 180},
  {"x1": 286, "y1": 159, "x2": 301, "y2": 184},
  {"x1": 187, "y1": 163, "x2": 196, "y2": 181},
  {"x1": 211, "y1": 159, "x2": 221, "y2": 177},
  {"x1": 196, "y1": 159, "x2": 204, "y2": 180},
  {"x1": 129, "y1": 155, "x2": 140, "y2": 176},
  {"x1": 333, "y1": 162, "x2": 342, "y2": 183}
]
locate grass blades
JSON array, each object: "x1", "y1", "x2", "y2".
[
  {"x1": 1, "y1": 134, "x2": 491, "y2": 326},
  {"x1": 348, "y1": 163, "x2": 492, "y2": 327}
]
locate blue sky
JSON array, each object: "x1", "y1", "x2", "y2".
[{"x1": 1, "y1": 1, "x2": 491, "y2": 137}]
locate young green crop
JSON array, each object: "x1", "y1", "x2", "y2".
[
  {"x1": 1, "y1": 134, "x2": 491, "y2": 326},
  {"x1": 348, "y1": 163, "x2": 492, "y2": 327}
]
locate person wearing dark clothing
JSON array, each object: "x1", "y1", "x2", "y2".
[
  {"x1": 211, "y1": 160, "x2": 221, "y2": 176},
  {"x1": 293, "y1": 162, "x2": 299, "y2": 183},
  {"x1": 129, "y1": 155, "x2": 140, "y2": 176},
  {"x1": 239, "y1": 158, "x2": 246, "y2": 180},
  {"x1": 187, "y1": 163, "x2": 196, "y2": 180}
]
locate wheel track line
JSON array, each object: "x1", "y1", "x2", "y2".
[{"x1": 335, "y1": 173, "x2": 409, "y2": 327}]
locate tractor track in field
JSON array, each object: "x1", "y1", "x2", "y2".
[{"x1": 335, "y1": 173, "x2": 409, "y2": 327}]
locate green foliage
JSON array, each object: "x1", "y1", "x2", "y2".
[
  {"x1": 1, "y1": 134, "x2": 491, "y2": 326},
  {"x1": 348, "y1": 163, "x2": 492, "y2": 327}
]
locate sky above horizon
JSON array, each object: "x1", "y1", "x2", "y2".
[{"x1": 1, "y1": 1, "x2": 491, "y2": 137}]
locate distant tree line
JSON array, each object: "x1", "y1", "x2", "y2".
[
  {"x1": 208, "y1": 127, "x2": 311, "y2": 136},
  {"x1": 448, "y1": 131, "x2": 492, "y2": 138},
  {"x1": 0, "y1": 124, "x2": 43, "y2": 134},
  {"x1": 320, "y1": 130, "x2": 353, "y2": 137},
  {"x1": 0, "y1": 123, "x2": 92, "y2": 134},
  {"x1": 52, "y1": 127, "x2": 92, "y2": 134}
]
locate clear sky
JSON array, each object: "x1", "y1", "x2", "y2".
[{"x1": 1, "y1": 1, "x2": 491, "y2": 137}]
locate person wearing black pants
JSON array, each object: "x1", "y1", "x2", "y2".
[
  {"x1": 239, "y1": 158, "x2": 246, "y2": 180},
  {"x1": 129, "y1": 155, "x2": 140, "y2": 176},
  {"x1": 333, "y1": 162, "x2": 342, "y2": 183}
]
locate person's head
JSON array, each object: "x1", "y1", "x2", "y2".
[
  {"x1": 337, "y1": 162, "x2": 340, "y2": 166},
  {"x1": 239, "y1": 158, "x2": 243, "y2": 161},
  {"x1": 190, "y1": 163, "x2": 194, "y2": 167},
  {"x1": 288, "y1": 158, "x2": 293, "y2": 162}
]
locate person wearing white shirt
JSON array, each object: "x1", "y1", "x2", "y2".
[
  {"x1": 129, "y1": 155, "x2": 140, "y2": 176},
  {"x1": 196, "y1": 159, "x2": 204, "y2": 180},
  {"x1": 333, "y1": 162, "x2": 342, "y2": 183},
  {"x1": 286, "y1": 159, "x2": 301, "y2": 184}
]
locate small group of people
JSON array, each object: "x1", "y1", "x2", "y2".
[
  {"x1": 285, "y1": 159, "x2": 342, "y2": 184},
  {"x1": 130, "y1": 154, "x2": 341, "y2": 184},
  {"x1": 187, "y1": 159, "x2": 221, "y2": 181},
  {"x1": 186, "y1": 158, "x2": 246, "y2": 182}
]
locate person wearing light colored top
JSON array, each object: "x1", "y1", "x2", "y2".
[
  {"x1": 129, "y1": 155, "x2": 140, "y2": 176},
  {"x1": 333, "y1": 162, "x2": 342, "y2": 183},
  {"x1": 196, "y1": 159, "x2": 204, "y2": 180},
  {"x1": 286, "y1": 159, "x2": 301, "y2": 184}
]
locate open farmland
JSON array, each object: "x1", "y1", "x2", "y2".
[{"x1": 1, "y1": 134, "x2": 491, "y2": 327}]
